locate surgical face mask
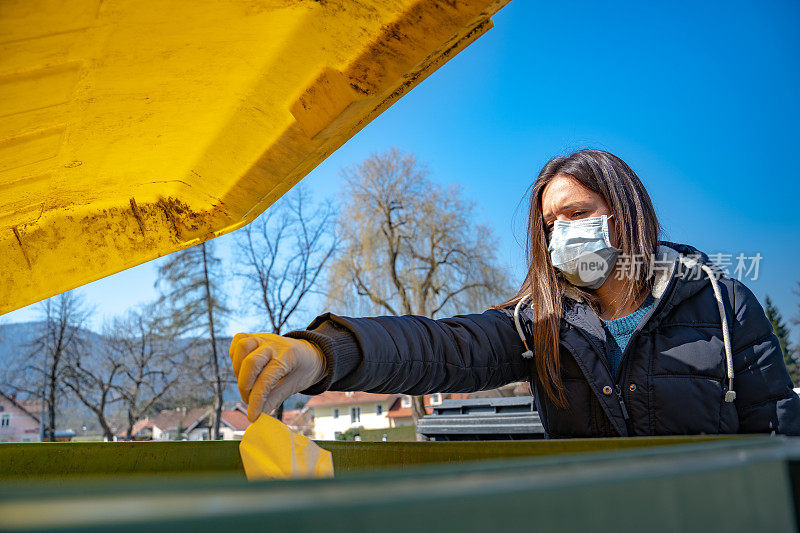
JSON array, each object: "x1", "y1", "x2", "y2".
[{"x1": 547, "y1": 214, "x2": 620, "y2": 289}]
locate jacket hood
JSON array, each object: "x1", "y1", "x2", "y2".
[{"x1": 650, "y1": 241, "x2": 727, "y2": 311}]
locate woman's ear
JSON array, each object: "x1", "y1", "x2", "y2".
[{"x1": 605, "y1": 211, "x2": 620, "y2": 249}]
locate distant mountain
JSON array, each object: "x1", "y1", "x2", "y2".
[
  {"x1": 0, "y1": 321, "x2": 107, "y2": 360},
  {"x1": 0, "y1": 321, "x2": 45, "y2": 361}
]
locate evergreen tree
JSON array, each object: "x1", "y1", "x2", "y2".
[
  {"x1": 155, "y1": 241, "x2": 229, "y2": 439},
  {"x1": 764, "y1": 295, "x2": 798, "y2": 384}
]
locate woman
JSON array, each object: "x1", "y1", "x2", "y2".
[{"x1": 230, "y1": 149, "x2": 800, "y2": 437}]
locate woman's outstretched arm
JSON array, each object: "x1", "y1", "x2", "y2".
[
  {"x1": 230, "y1": 308, "x2": 532, "y2": 421},
  {"x1": 287, "y1": 309, "x2": 532, "y2": 395}
]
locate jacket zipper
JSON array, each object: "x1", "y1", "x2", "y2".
[
  {"x1": 613, "y1": 276, "x2": 678, "y2": 435},
  {"x1": 570, "y1": 326, "x2": 628, "y2": 436},
  {"x1": 615, "y1": 385, "x2": 630, "y2": 421}
]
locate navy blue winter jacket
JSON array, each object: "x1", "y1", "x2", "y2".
[{"x1": 288, "y1": 242, "x2": 800, "y2": 437}]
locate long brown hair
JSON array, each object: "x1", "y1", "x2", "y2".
[{"x1": 502, "y1": 149, "x2": 661, "y2": 407}]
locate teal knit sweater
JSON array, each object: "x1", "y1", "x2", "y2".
[{"x1": 602, "y1": 294, "x2": 655, "y2": 379}]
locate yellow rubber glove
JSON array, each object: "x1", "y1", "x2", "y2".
[{"x1": 229, "y1": 333, "x2": 326, "y2": 422}]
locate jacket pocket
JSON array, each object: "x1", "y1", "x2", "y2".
[{"x1": 651, "y1": 375, "x2": 723, "y2": 434}]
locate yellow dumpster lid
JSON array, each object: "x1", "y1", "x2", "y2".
[{"x1": 0, "y1": 0, "x2": 509, "y2": 315}]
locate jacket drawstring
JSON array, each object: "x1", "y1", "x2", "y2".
[
  {"x1": 700, "y1": 264, "x2": 736, "y2": 402},
  {"x1": 513, "y1": 294, "x2": 534, "y2": 359}
]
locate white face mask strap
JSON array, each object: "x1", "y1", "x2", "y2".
[{"x1": 513, "y1": 294, "x2": 534, "y2": 359}]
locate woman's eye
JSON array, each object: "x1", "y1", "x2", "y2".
[{"x1": 572, "y1": 211, "x2": 586, "y2": 218}]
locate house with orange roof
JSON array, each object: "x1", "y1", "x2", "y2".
[
  {"x1": 152, "y1": 407, "x2": 212, "y2": 440},
  {"x1": 306, "y1": 392, "x2": 482, "y2": 440},
  {"x1": 304, "y1": 391, "x2": 401, "y2": 440},
  {"x1": 119, "y1": 404, "x2": 253, "y2": 441},
  {"x1": 218, "y1": 403, "x2": 251, "y2": 440},
  {"x1": 385, "y1": 393, "x2": 474, "y2": 428},
  {"x1": 118, "y1": 418, "x2": 155, "y2": 440},
  {"x1": 117, "y1": 407, "x2": 212, "y2": 441}
]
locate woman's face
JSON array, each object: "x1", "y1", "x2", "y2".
[{"x1": 541, "y1": 173, "x2": 617, "y2": 246}]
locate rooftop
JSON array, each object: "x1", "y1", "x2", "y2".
[
  {"x1": 220, "y1": 407, "x2": 250, "y2": 432},
  {"x1": 305, "y1": 391, "x2": 400, "y2": 408}
]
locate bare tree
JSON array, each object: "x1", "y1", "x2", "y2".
[
  {"x1": 155, "y1": 241, "x2": 228, "y2": 439},
  {"x1": 9, "y1": 292, "x2": 93, "y2": 441},
  {"x1": 62, "y1": 331, "x2": 124, "y2": 441},
  {"x1": 235, "y1": 185, "x2": 336, "y2": 419},
  {"x1": 110, "y1": 307, "x2": 185, "y2": 440},
  {"x1": 236, "y1": 185, "x2": 337, "y2": 336},
  {"x1": 327, "y1": 149, "x2": 513, "y2": 429}
]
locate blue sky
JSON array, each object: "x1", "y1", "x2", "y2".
[{"x1": 6, "y1": 0, "x2": 800, "y2": 338}]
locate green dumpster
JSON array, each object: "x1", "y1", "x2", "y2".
[
  {"x1": 1, "y1": 436, "x2": 799, "y2": 531},
  {"x1": 3, "y1": 2, "x2": 798, "y2": 532}
]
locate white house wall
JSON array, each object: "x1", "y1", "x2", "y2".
[
  {"x1": 219, "y1": 427, "x2": 245, "y2": 441},
  {"x1": 311, "y1": 402, "x2": 393, "y2": 440}
]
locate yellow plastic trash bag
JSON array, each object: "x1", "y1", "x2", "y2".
[{"x1": 239, "y1": 414, "x2": 334, "y2": 480}]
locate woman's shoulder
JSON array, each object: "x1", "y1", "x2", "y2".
[
  {"x1": 716, "y1": 275, "x2": 770, "y2": 332},
  {"x1": 659, "y1": 241, "x2": 762, "y2": 313}
]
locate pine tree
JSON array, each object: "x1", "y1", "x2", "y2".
[
  {"x1": 793, "y1": 282, "x2": 800, "y2": 387},
  {"x1": 155, "y1": 241, "x2": 229, "y2": 439},
  {"x1": 764, "y1": 295, "x2": 798, "y2": 385}
]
